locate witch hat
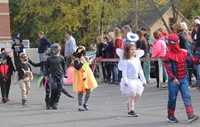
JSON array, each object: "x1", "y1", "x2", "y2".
[{"x1": 13, "y1": 33, "x2": 22, "y2": 43}]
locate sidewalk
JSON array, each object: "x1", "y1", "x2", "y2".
[{"x1": 0, "y1": 76, "x2": 199, "y2": 127}]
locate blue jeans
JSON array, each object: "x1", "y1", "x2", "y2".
[
  {"x1": 194, "y1": 64, "x2": 200, "y2": 84},
  {"x1": 112, "y1": 65, "x2": 117, "y2": 82},
  {"x1": 39, "y1": 53, "x2": 44, "y2": 75},
  {"x1": 167, "y1": 77, "x2": 193, "y2": 116}
]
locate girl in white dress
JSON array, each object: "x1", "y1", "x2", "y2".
[{"x1": 120, "y1": 43, "x2": 147, "y2": 117}]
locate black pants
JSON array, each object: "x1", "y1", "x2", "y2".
[
  {"x1": 49, "y1": 76, "x2": 62, "y2": 107},
  {"x1": 101, "y1": 63, "x2": 107, "y2": 81},
  {"x1": 0, "y1": 81, "x2": 7, "y2": 99},
  {"x1": 154, "y1": 61, "x2": 166, "y2": 86},
  {"x1": 6, "y1": 78, "x2": 11, "y2": 99},
  {"x1": 105, "y1": 64, "x2": 112, "y2": 82},
  {"x1": 0, "y1": 77, "x2": 11, "y2": 99},
  {"x1": 45, "y1": 82, "x2": 51, "y2": 106}
]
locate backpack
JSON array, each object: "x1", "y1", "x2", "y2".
[{"x1": 22, "y1": 68, "x2": 33, "y2": 82}]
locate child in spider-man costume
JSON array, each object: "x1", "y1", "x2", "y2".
[{"x1": 164, "y1": 33, "x2": 199, "y2": 123}]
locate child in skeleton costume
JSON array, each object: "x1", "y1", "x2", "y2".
[
  {"x1": 45, "y1": 43, "x2": 67, "y2": 109},
  {"x1": 118, "y1": 43, "x2": 146, "y2": 117},
  {"x1": 73, "y1": 46, "x2": 98, "y2": 111},
  {"x1": 29, "y1": 49, "x2": 74, "y2": 109},
  {"x1": 14, "y1": 52, "x2": 33, "y2": 105},
  {"x1": 164, "y1": 33, "x2": 199, "y2": 123},
  {"x1": 0, "y1": 48, "x2": 15, "y2": 102}
]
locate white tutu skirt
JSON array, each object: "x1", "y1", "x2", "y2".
[{"x1": 120, "y1": 78, "x2": 144, "y2": 96}]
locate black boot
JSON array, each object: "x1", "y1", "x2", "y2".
[{"x1": 45, "y1": 98, "x2": 50, "y2": 109}]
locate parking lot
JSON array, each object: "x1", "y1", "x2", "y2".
[{"x1": 0, "y1": 76, "x2": 200, "y2": 127}]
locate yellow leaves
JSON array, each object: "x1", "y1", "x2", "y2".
[{"x1": 152, "y1": 0, "x2": 168, "y2": 6}]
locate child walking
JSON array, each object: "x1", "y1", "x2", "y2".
[
  {"x1": 45, "y1": 43, "x2": 66, "y2": 109},
  {"x1": 29, "y1": 49, "x2": 73, "y2": 109},
  {"x1": 14, "y1": 52, "x2": 33, "y2": 105},
  {"x1": 0, "y1": 48, "x2": 15, "y2": 102},
  {"x1": 164, "y1": 33, "x2": 199, "y2": 123},
  {"x1": 120, "y1": 43, "x2": 146, "y2": 117},
  {"x1": 73, "y1": 46, "x2": 98, "y2": 111},
  {"x1": 0, "y1": 56, "x2": 14, "y2": 103},
  {"x1": 11, "y1": 33, "x2": 25, "y2": 68}
]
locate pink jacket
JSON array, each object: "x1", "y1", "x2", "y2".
[
  {"x1": 152, "y1": 38, "x2": 166, "y2": 58},
  {"x1": 65, "y1": 66, "x2": 74, "y2": 85}
]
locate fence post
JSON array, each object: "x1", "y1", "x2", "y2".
[
  {"x1": 97, "y1": 62, "x2": 104, "y2": 81},
  {"x1": 158, "y1": 58, "x2": 163, "y2": 88}
]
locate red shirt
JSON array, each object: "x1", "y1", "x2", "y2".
[
  {"x1": 0, "y1": 64, "x2": 9, "y2": 76},
  {"x1": 114, "y1": 38, "x2": 124, "y2": 58}
]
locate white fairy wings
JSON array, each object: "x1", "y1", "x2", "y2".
[{"x1": 116, "y1": 48, "x2": 144, "y2": 71}]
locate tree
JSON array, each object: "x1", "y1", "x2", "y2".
[{"x1": 10, "y1": 0, "x2": 132, "y2": 49}]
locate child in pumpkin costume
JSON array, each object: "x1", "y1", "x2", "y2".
[{"x1": 73, "y1": 46, "x2": 98, "y2": 111}]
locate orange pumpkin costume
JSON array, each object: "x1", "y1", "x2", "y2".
[{"x1": 73, "y1": 62, "x2": 98, "y2": 93}]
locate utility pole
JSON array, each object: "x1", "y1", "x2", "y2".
[{"x1": 135, "y1": 0, "x2": 139, "y2": 30}]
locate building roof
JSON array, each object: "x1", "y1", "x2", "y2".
[{"x1": 139, "y1": 6, "x2": 171, "y2": 29}]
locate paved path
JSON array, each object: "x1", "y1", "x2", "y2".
[{"x1": 0, "y1": 76, "x2": 200, "y2": 127}]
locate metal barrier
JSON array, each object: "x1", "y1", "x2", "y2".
[{"x1": 95, "y1": 58, "x2": 164, "y2": 88}]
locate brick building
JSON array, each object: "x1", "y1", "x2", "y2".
[{"x1": 0, "y1": 0, "x2": 10, "y2": 40}]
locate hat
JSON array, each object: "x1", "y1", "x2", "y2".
[
  {"x1": 126, "y1": 32, "x2": 139, "y2": 43},
  {"x1": 13, "y1": 33, "x2": 22, "y2": 43},
  {"x1": 19, "y1": 52, "x2": 27, "y2": 58},
  {"x1": 168, "y1": 33, "x2": 179, "y2": 44},
  {"x1": 50, "y1": 43, "x2": 59, "y2": 55},
  {"x1": 75, "y1": 46, "x2": 86, "y2": 58}
]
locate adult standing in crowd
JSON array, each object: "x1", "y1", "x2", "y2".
[
  {"x1": 38, "y1": 31, "x2": 51, "y2": 75},
  {"x1": 136, "y1": 29, "x2": 150, "y2": 84},
  {"x1": 38, "y1": 31, "x2": 51, "y2": 62},
  {"x1": 96, "y1": 36, "x2": 107, "y2": 82},
  {"x1": 60, "y1": 38, "x2": 67, "y2": 57},
  {"x1": 104, "y1": 32, "x2": 117, "y2": 84},
  {"x1": 172, "y1": 23, "x2": 188, "y2": 50},
  {"x1": 192, "y1": 17, "x2": 200, "y2": 88},
  {"x1": 64, "y1": 30, "x2": 77, "y2": 68},
  {"x1": 123, "y1": 25, "x2": 133, "y2": 44},
  {"x1": 152, "y1": 30, "x2": 167, "y2": 88},
  {"x1": 113, "y1": 27, "x2": 124, "y2": 83}
]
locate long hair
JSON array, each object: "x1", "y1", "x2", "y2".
[
  {"x1": 153, "y1": 30, "x2": 162, "y2": 39},
  {"x1": 123, "y1": 43, "x2": 136, "y2": 59},
  {"x1": 136, "y1": 29, "x2": 148, "y2": 49}
]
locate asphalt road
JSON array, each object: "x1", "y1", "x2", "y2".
[{"x1": 0, "y1": 76, "x2": 200, "y2": 127}]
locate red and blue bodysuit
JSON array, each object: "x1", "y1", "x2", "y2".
[{"x1": 164, "y1": 33, "x2": 199, "y2": 121}]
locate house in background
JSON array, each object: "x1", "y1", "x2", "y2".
[
  {"x1": 139, "y1": 6, "x2": 188, "y2": 36},
  {"x1": 0, "y1": 0, "x2": 10, "y2": 41}
]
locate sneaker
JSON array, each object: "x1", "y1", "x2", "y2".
[
  {"x1": 2, "y1": 98, "x2": 7, "y2": 103},
  {"x1": 188, "y1": 115, "x2": 199, "y2": 123},
  {"x1": 83, "y1": 104, "x2": 89, "y2": 110},
  {"x1": 167, "y1": 115, "x2": 179, "y2": 123},
  {"x1": 78, "y1": 105, "x2": 85, "y2": 111},
  {"x1": 127, "y1": 110, "x2": 139, "y2": 117},
  {"x1": 46, "y1": 105, "x2": 51, "y2": 110},
  {"x1": 22, "y1": 100, "x2": 27, "y2": 105},
  {"x1": 51, "y1": 106, "x2": 58, "y2": 110}
]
